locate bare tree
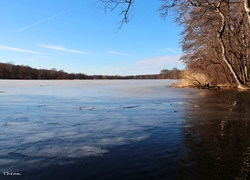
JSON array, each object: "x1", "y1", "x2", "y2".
[
  {"x1": 212, "y1": 0, "x2": 249, "y2": 89},
  {"x1": 244, "y1": 0, "x2": 250, "y2": 26}
]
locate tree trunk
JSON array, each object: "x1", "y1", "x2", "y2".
[
  {"x1": 244, "y1": 0, "x2": 250, "y2": 26},
  {"x1": 217, "y1": 7, "x2": 250, "y2": 90}
]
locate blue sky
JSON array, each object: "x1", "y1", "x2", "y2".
[{"x1": 0, "y1": 0, "x2": 184, "y2": 75}]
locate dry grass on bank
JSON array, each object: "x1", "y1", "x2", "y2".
[
  {"x1": 171, "y1": 71, "x2": 210, "y2": 88},
  {"x1": 171, "y1": 71, "x2": 235, "y2": 89}
]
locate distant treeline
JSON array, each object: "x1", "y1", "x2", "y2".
[{"x1": 0, "y1": 62, "x2": 182, "y2": 80}]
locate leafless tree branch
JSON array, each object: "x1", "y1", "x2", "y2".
[{"x1": 100, "y1": 0, "x2": 134, "y2": 29}]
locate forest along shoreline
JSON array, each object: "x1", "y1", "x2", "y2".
[
  {"x1": 0, "y1": 62, "x2": 182, "y2": 80},
  {"x1": 1, "y1": 62, "x2": 248, "y2": 90}
]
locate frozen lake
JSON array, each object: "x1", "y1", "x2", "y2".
[{"x1": 1, "y1": 80, "x2": 250, "y2": 179}]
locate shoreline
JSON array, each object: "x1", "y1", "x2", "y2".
[{"x1": 170, "y1": 78, "x2": 239, "y2": 90}]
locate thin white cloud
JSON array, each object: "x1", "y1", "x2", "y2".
[
  {"x1": 156, "y1": 47, "x2": 178, "y2": 53},
  {"x1": 17, "y1": 9, "x2": 72, "y2": 32},
  {"x1": 0, "y1": 45, "x2": 42, "y2": 54},
  {"x1": 38, "y1": 43, "x2": 88, "y2": 54},
  {"x1": 165, "y1": 47, "x2": 177, "y2": 53},
  {"x1": 108, "y1": 50, "x2": 134, "y2": 57}
]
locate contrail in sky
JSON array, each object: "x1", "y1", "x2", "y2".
[
  {"x1": 17, "y1": 9, "x2": 72, "y2": 32},
  {"x1": 0, "y1": 45, "x2": 42, "y2": 54}
]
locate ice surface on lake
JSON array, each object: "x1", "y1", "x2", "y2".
[{"x1": 0, "y1": 80, "x2": 188, "y2": 171}]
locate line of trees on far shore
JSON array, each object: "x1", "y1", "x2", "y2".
[{"x1": 0, "y1": 62, "x2": 183, "y2": 80}]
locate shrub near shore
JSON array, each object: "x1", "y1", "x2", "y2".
[{"x1": 172, "y1": 70, "x2": 236, "y2": 89}]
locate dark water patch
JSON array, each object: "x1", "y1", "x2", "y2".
[
  {"x1": 37, "y1": 105, "x2": 46, "y2": 108},
  {"x1": 8, "y1": 152, "x2": 28, "y2": 159},
  {"x1": 122, "y1": 105, "x2": 140, "y2": 109},
  {"x1": 180, "y1": 90, "x2": 250, "y2": 179},
  {"x1": 46, "y1": 122, "x2": 59, "y2": 125}
]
